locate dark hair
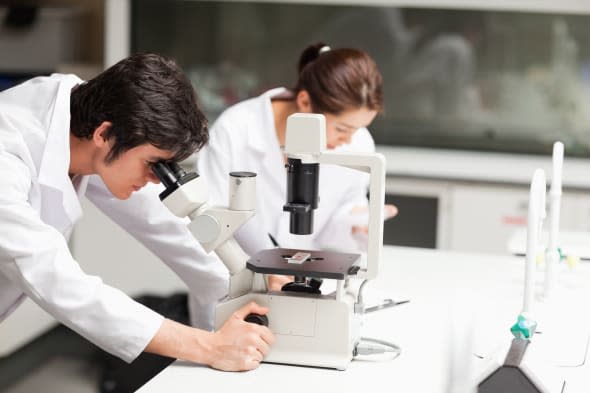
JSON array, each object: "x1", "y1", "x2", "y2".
[
  {"x1": 294, "y1": 43, "x2": 383, "y2": 115},
  {"x1": 70, "y1": 52, "x2": 207, "y2": 163}
]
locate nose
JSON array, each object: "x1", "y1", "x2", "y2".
[{"x1": 339, "y1": 134, "x2": 352, "y2": 146}]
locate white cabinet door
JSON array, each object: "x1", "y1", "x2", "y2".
[
  {"x1": 449, "y1": 185, "x2": 579, "y2": 253},
  {"x1": 449, "y1": 185, "x2": 528, "y2": 253},
  {"x1": 567, "y1": 192, "x2": 590, "y2": 232}
]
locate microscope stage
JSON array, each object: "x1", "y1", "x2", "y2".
[{"x1": 246, "y1": 248, "x2": 361, "y2": 279}]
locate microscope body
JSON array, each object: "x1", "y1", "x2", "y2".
[
  {"x1": 214, "y1": 113, "x2": 386, "y2": 370},
  {"x1": 155, "y1": 113, "x2": 386, "y2": 370},
  {"x1": 215, "y1": 285, "x2": 360, "y2": 369},
  {"x1": 153, "y1": 164, "x2": 259, "y2": 298}
]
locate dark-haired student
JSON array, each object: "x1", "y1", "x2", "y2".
[
  {"x1": 197, "y1": 43, "x2": 398, "y2": 291},
  {"x1": 0, "y1": 53, "x2": 274, "y2": 375}
]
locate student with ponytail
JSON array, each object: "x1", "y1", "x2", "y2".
[{"x1": 197, "y1": 43, "x2": 396, "y2": 289}]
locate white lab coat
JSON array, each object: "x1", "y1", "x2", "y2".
[
  {"x1": 197, "y1": 87, "x2": 373, "y2": 257},
  {"x1": 0, "y1": 74, "x2": 228, "y2": 362}
]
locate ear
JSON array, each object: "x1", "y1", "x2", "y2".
[
  {"x1": 92, "y1": 121, "x2": 112, "y2": 148},
  {"x1": 295, "y1": 90, "x2": 313, "y2": 113}
]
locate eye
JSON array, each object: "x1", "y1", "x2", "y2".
[{"x1": 336, "y1": 126, "x2": 354, "y2": 134}]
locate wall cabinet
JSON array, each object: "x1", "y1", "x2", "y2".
[{"x1": 386, "y1": 176, "x2": 590, "y2": 254}]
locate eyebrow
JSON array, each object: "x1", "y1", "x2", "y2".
[
  {"x1": 148, "y1": 155, "x2": 172, "y2": 162},
  {"x1": 338, "y1": 122, "x2": 359, "y2": 130}
]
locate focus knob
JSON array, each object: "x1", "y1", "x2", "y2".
[{"x1": 244, "y1": 313, "x2": 269, "y2": 326}]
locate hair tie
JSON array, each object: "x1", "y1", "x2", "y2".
[{"x1": 319, "y1": 45, "x2": 331, "y2": 54}]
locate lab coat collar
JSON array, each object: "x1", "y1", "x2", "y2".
[
  {"x1": 248, "y1": 87, "x2": 288, "y2": 154},
  {"x1": 37, "y1": 74, "x2": 85, "y2": 227}
]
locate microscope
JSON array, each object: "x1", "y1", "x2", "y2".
[{"x1": 153, "y1": 113, "x2": 387, "y2": 370}]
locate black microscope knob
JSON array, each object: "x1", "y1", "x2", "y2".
[
  {"x1": 244, "y1": 313, "x2": 269, "y2": 326},
  {"x1": 309, "y1": 278, "x2": 323, "y2": 291},
  {"x1": 281, "y1": 281, "x2": 321, "y2": 294}
]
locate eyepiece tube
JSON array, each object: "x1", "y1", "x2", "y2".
[
  {"x1": 151, "y1": 161, "x2": 199, "y2": 201},
  {"x1": 283, "y1": 158, "x2": 319, "y2": 235},
  {"x1": 152, "y1": 161, "x2": 179, "y2": 189}
]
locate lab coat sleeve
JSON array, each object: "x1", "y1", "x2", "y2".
[
  {"x1": 196, "y1": 122, "x2": 233, "y2": 212},
  {"x1": 0, "y1": 152, "x2": 163, "y2": 363},
  {"x1": 313, "y1": 169, "x2": 370, "y2": 251},
  {"x1": 198, "y1": 119, "x2": 273, "y2": 256},
  {"x1": 85, "y1": 176, "x2": 229, "y2": 331},
  {"x1": 313, "y1": 132, "x2": 374, "y2": 251}
]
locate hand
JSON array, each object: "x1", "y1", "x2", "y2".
[
  {"x1": 267, "y1": 274, "x2": 294, "y2": 291},
  {"x1": 207, "y1": 302, "x2": 275, "y2": 371},
  {"x1": 384, "y1": 204, "x2": 398, "y2": 220}
]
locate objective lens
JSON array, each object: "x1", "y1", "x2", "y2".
[{"x1": 283, "y1": 158, "x2": 319, "y2": 235}]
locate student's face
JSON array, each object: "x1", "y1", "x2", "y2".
[
  {"x1": 295, "y1": 90, "x2": 378, "y2": 149},
  {"x1": 97, "y1": 142, "x2": 174, "y2": 200},
  {"x1": 323, "y1": 108, "x2": 377, "y2": 149}
]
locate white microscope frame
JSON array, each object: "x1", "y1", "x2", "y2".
[
  {"x1": 159, "y1": 171, "x2": 263, "y2": 298},
  {"x1": 161, "y1": 113, "x2": 387, "y2": 370},
  {"x1": 283, "y1": 113, "x2": 386, "y2": 282},
  {"x1": 215, "y1": 114, "x2": 386, "y2": 370}
]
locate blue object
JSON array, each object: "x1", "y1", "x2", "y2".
[{"x1": 511, "y1": 314, "x2": 537, "y2": 339}]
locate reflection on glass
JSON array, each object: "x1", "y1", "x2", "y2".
[{"x1": 132, "y1": 1, "x2": 590, "y2": 157}]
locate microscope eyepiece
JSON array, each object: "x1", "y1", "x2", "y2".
[
  {"x1": 151, "y1": 161, "x2": 199, "y2": 200},
  {"x1": 152, "y1": 161, "x2": 179, "y2": 189},
  {"x1": 283, "y1": 158, "x2": 319, "y2": 235}
]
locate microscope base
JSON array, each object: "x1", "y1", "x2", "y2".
[{"x1": 215, "y1": 291, "x2": 360, "y2": 370}]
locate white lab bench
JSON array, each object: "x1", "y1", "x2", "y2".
[
  {"x1": 508, "y1": 228, "x2": 590, "y2": 260},
  {"x1": 137, "y1": 245, "x2": 590, "y2": 393}
]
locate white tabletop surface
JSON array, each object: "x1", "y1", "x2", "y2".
[
  {"x1": 508, "y1": 228, "x2": 590, "y2": 260},
  {"x1": 138, "y1": 246, "x2": 590, "y2": 393}
]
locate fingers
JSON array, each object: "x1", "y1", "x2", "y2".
[
  {"x1": 350, "y1": 205, "x2": 368, "y2": 214},
  {"x1": 255, "y1": 334, "x2": 271, "y2": 356},
  {"x1": 352, "y1": 225, "x2": 369, "y2": 235},
  {"x1": 238, "y1": 331, "x2": 269, "y2": 359},
  {"x1": 252, "y1": 324, "x2": 275, "y2": 347},
  {"x1": 229, "y1": 303, "x2": 276, "y2": 350},
  {"x1": 212, "y1": 303, "x2": 278, "y2": 371},
  {"x1": 245, "y1": 356, "x2": 262, "y2": 371},
  {"x1": 246, "y1": 360, "x2": 260, "y2": 371},
  {"x1": 234, "y1": 301, "x2": 269, "y2": 320},
  {"x1": 267, "y1": 274, "x2": 293, "y2": 291},
  {"x1": 238, "y1": 335, "x2": 266, "y2": 371},
  {"x1": 384, "y1": 204, "x2": 398, "y2": 220}
]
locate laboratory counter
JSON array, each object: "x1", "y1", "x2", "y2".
[{"x1": 138, "y1": 245, "x2": 590, "y2": 393}]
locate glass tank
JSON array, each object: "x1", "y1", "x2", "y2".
[{"x1": 132, "y1": 1, "x2": 590, "y2": 157}]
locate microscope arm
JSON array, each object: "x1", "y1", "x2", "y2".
[
  {"x1": 316, "y1": 151, "x2": 386, "y2": 281},
  {"x1": 187, "y1": 206, "x2": 264, "y2": 298},
  {"x1": 283, "y1": 113, "x2": 386, "y2": 281},
  {"x1": 156, "y1": 167, "x2": 262, "y2": 300}
]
